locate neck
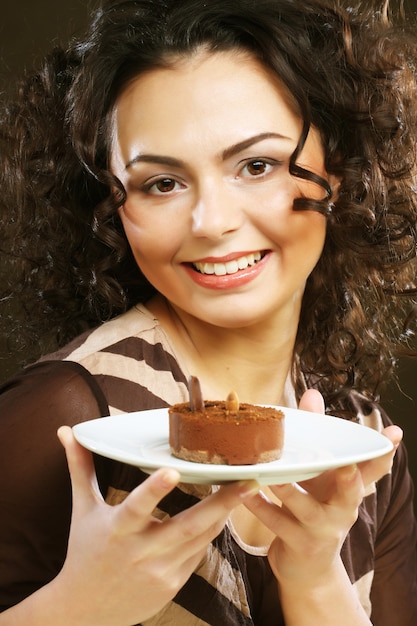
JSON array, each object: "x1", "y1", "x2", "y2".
[{"x1": 147, "y1": 295, "x2": 298, "y2": 406}]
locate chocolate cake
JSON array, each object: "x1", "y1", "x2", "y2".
[{"x1": 168, "y1": 377, "x2": 285, "y2": 465}]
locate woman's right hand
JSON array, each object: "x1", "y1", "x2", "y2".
[{"x1": 51, "y1": 426, "x2": 259, "y2": 626}]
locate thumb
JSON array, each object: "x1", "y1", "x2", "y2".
[
  {"x1": 57, "y1": 425, "x2": 104, "y2": 511},
  {"x1": 359, "y1": 424, "x2": 403, "y2": 486},
  {"x1": 298, "y1": 389, "x2": 325, "y2": 414}
]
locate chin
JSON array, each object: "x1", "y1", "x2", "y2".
[{"x1": 195, "y1": 308, "x2": 267, "y2": 330}]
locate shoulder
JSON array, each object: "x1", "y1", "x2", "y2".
[
  {"x1": 0, "y1": 359, "x2": 109, "y2": 427},
  {"x1": 41, "y1": 305, "x2": 166, "y2": 363},
  {"x1": 39, "y1": 305, "x2": 189, "y2": 413}
]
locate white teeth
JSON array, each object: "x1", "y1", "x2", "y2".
[
  {"x1": 214, "y1": 264, "x2": 227, "y2": 276},
  {"x1": 238, "y1": 256, "x2": 249, "y2": 270},
  {"x1": 200, "y1": 262, "x2": 215, "y2": 274},
  {"x1": 194, "y1": 251, "x2": 262, "y2": 275},
  {"x1": 225, "y1": 260, "x2": 239, "y2": 274}
]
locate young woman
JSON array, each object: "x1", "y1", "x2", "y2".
[{"x1": 0, "y1": 1, "x2": 416, "y2": 624}]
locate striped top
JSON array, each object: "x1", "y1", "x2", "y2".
[{"x1": 1, "y1": 304, "x2": 416, "y2": 624}]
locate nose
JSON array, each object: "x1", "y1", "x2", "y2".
[{"x1": 191, "y1": 180, "x2": 243, "y2": 240}]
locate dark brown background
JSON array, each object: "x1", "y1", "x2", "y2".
[{"x1": 1, "y1": 1, "x2": 417, "y2": 500}]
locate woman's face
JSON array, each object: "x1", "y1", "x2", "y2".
[{"x1": 111, "y1": 50, "x2": 330, "y2": 330}]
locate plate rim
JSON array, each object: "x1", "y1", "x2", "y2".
[{"x1": 72, "y1": 406, "x2": 393, "y2": 484}]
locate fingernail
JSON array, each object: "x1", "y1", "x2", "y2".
[
  {"x1": 340, "y1": 464, "x2": 358, "y2": 482},
  {"x1": 57, "y1": 426, "x2": 71, "y2": 446},
  {"x1": 258, "y1": 490, "x2": 272, "y2": 503},
  {"x1": 238, "y1": 480, "x2": 260, "y2": 498},
  {"x1": 158, "y1": 468, "x2": 181, "y2": 488}
]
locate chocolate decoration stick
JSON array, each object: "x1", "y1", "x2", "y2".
[
  {"x1": 226, "y1": 391, "x2": 239, "y2": 413},
  {"x1": 188, "y1": 375, "x2": 205, "y2": 411}
]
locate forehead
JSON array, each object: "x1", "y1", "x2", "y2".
[{"x1": 110, "y1": 49, "x2": 303, "y2": 166}]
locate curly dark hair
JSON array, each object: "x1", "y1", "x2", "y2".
[{"x1": 1, "y1": 0, "x2": 417, "y2": 412}]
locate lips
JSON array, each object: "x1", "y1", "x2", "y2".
[
  {"x1": 183, "y1": 250, "x2": 270, "y2": 290},
  {"x1": 193, "y1": 251, "x2": 263, "y2": 276}
]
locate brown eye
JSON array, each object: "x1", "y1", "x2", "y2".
[
  {"x1": 246, "y1": 160, "x2": 267, "y2": 176},
  {"x1": 155, "y1": 178, "x2": 176, "y2": 192}
]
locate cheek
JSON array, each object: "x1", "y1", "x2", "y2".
[
  {"x1": 253, "y1": 188, "x2": 326, "y2": 251},
  {"x1": 287, "y1": 213, "x2": 327, "y2": 258},
  {"x1": 294, "y1": 215, "x2": 327, "y2": 276},
  {"x1": 268, "y1": 211, "x2": 326, "y2": 277},
  {"x1": 119, "y1": 205, "x2": 156, "y2": 265},
  {"x1": 119, "y1": 203, "x2": 180, "y2": 271},
  {"x1": 119, "y1": 206, "x2": 144, "y2": 255}
]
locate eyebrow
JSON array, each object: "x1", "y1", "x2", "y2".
[{"x1": 124, "y1": 131, "x2": 292, "y2": 169}]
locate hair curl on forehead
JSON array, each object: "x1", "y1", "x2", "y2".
[{"x1": 2, "y1": 0, "x2": 417, "y2": 412}]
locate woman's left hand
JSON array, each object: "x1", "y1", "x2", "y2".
[{"x1": 244, "y1": 389, "x2": 402, "y2": 587}]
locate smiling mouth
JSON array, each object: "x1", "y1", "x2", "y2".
[{"x1": 192, "y1": 251, "x2": 265, "y2": 276}]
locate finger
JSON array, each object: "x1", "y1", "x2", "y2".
[
  {"x1": 259, "y1": 471, "x2": 361, "y2": 537},
  {"x1": 333, "y1": 464, "x2": 364, "y2": 511},
  {"x1": 359, "y1": 425, "x2": 402, "y2": 486},
  {"x1": 268, "y1": 481, "x2": 326, "y2": 525},
  {"x1": 382, "y1": 424, "x2": 403, "y2": 448},
  {"x1": 157, "y1": 480, "x2": 260, "y2": 551},
  {"x1": 115, "y1": 467, "x2": 182, "y2": 533},
  {"x1": 298, "y1": 389, "x2": 325, "y2": 414},
  {"x1": 174, "y1": 480, "x2": 260, "y2": 535},
  {"x1": 243, "y1": 490, "x2": 302, "y2": 542},
  {"x1": 57, "y1": 426, "x2": 104, "y2": 510},
  {"x1": 244, "y1": 489, "x2": 284, "y2": 524}
]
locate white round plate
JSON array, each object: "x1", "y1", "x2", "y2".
[{"x1": 72, "y1": 407, "x2": 393, "y2": 485}]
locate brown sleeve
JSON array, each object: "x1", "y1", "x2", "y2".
[
  {"x1": 0, "y1": 360, "x2": 110, "y2": 611},
  {"x1": 370, "y1": 436, "x2": 417, "y2": 626}
]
